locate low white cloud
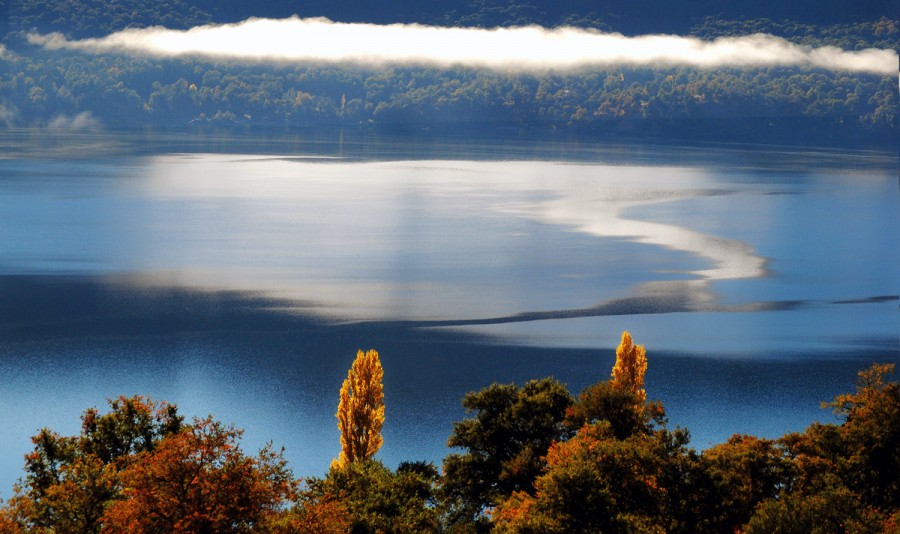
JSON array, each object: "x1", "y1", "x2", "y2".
[
  {"x1": 0, "y1": 104, "x2": 17, "y2": 127},
  {"x1": 47, "y1": 111, "x2": 102, "y2": 129},
  {"x1": 28, "y1": 17, "x2": 898, "y2": 75}
]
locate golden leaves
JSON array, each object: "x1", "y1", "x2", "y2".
[
  {"x1": 611, "y1": 331, "x2": 648, "y2": 403},
  {"x1": 336, "y1": 349, "x2": 385, "y2": 466}
]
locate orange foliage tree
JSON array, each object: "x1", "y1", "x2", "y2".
[
  {"x1": 336, "y1": 349, "x2": 385, "y2": 466},
  {"x1": 271, "y1": 495, "x2": 352, "y2": 534},
  {"x1": 493, "y1": 422, "x2": 688, "y2": 533},
  {"x1": 102, "y1": 417, "x2": 296, "y2": 532},
  {"x1": 1, "y1": 396, "x2": 181, "y2": 532},
  {"x1": 611, "y1": 331, "x2": 648, "y2": 403},
  {"x1": 0, "y1": 396, "x2": 296, "y2": 533}
]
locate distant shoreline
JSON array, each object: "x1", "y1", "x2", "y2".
[{"x1": 1, "y1": 123, "x2": 897, "y2": 161}]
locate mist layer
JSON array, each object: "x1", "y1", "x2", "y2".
[{"x1": 29, "y1": 17, "x2": 898, "y2": 75}]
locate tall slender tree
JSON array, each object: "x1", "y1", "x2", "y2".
[
  {"x1": 611, "y1": 331, "x2": 648, "y2": 403},
  {"x1": 336, "y1": 349, "x2": 385, "y2": 467}
]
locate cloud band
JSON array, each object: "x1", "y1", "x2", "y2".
[{"x1": 28, "y1": 17, "x2": 898, "y2": 75}]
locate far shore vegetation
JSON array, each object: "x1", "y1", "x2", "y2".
[{"x1": 2, "y1": 332, "x2": 897, "y2": 532}]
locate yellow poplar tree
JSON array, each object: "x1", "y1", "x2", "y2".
[
  {"x1": 611, "y1": 331, "x2": 648, "y2": 403},
  {"x1": 335, "y1": 349, "x2": 385, "y2": 467}
]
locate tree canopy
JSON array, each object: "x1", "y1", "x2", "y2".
[
  {"x1": 441, "y1": 378, "x2": 574, "y2": 528},
  {"x1": 0, "y1": 396, "x2": 295, "y2": 533},
  {"x1": 1, "y1": 352, "x2": 897, "y2": 533}
]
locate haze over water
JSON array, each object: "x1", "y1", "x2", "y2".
[{"x1": 0, "y1": 129, "x2": 896, "y2": 495}]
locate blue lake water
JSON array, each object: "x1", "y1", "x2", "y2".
[{"x1": 0, "y1": 129, "x2": 897, "y2": 496}]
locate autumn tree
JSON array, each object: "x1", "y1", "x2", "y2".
[
  {"x1": 270, "y1": 496, "x2": 351, "y2": 534},
  {"x1": 826, "y1": 362, "x2": 900, "y2": 508},
  {"x1": 0, "y1": 510, "x2": 26, "y2": 534},
  {"x1": 493, "y1": 421, "x2": 712, "y2": 534},
  {"x1": 742, "y1": 363, "x2": 900, "y2": 532},
  {"x1": 336, "y1": 349, "x2": 385, "y2": 466},
  {"x1": 0, "y1": 396, "x2": 296, "y2": 534},
  {"x1": 1, "y1": 396, "x2": 182, "y2": 533},
  {"x1": 493, "y1": 334, "x2": 730, "y2": 534},
  {"x1": 611, "y1": 330, "x2": 648, "y2": 403},
  {"x1": 493, "y1": 422, "x2": 665, "y2": 533},
  {"x1": 101, "y1": 417, "x2": 296, "y2": 532},
  {"x1": 564, "y1": 331, "x2": 659, "y2": 441}
]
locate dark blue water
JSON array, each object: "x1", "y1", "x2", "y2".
[{"x1": 0, "y1": 129, "x2": 896, "y2": 496}]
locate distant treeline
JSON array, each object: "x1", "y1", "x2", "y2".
[
  {"x1": 5, "y1": 0, "x2": 897, "y2": 39},
  {"x1": 1, "y1": 52, "x2": 895, "y2": 145}
]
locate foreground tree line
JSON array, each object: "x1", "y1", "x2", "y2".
[{"x1": 1, "y1": 333, "x2": 898, "y2": 532}]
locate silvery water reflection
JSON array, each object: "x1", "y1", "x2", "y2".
[
  {"x1": 0, "y1": 133, "x2": 896, "y2": 496},
  {"x1": 3, "y1": 157, "x2": 777, "y2": 317}
]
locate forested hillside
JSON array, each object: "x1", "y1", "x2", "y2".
[
  {"x1": 1, "y1": 0, "x2": 897, "y2": 144},
  {"x1": 6, "y1": 0, "x2": 895, "y2": 38}
]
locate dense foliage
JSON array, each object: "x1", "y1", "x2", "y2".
[
  {"x1": 1, "y1": 51, "x2": 895, "y2": 144},
  {"x1": 441, "y1": 378, "x2": 574, "y2": 529},
  {"x1": 6, "y1": 0, "x2": 214, "y2": 40},
  {"x1": 289, "y1": 460, "x2": 441, "y2": 533},
  {"x1": 6, "y1": 0, "x2": 895, "y2": 39},
  {"x1": 1, "y1": 342, "x2": 898, "y2": 532},
  {"x1": 0, "y1": 396, "x2": 295, "y2": 533}
]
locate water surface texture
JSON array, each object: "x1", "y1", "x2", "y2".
[{"x1": 0, "y1": 130, "x2": 896, "y2": 495}]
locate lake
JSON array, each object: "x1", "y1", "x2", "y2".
[{"x1": 0, "y1": 128, "x2": 897, "y2": 496}]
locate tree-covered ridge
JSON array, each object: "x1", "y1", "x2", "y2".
[
  {"x1": 5, "y1": 0, "x2": 896, "y2": 40},
  {"x1": 689, "y1": 17, "x2": 899, "y2": 51},
  {"x1": 2, "y1": 337, "x2": 898, "y2": 532},
  {"x1": 2, "y1": 48, "x2": 894, "y2": 144},
  {"x1": 6, "y1": 0, "x2": 215, "y2": 41}
]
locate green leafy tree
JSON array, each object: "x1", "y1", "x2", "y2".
[
  {"x1": 702, "y1": 434, "x2": 791, "y2": 530},
  {"x1": 564, "y1": 379, "x2": 666, "y2": 440},
  {"x1": 745, "y1": 486, "x2": 885, "y2": 534},
  {"x1": 441, "y1": 378, "x2": 574, "y2": 529},
  {"x1": 296, "y1": 460, "x2": 440, "y2": 533}
]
